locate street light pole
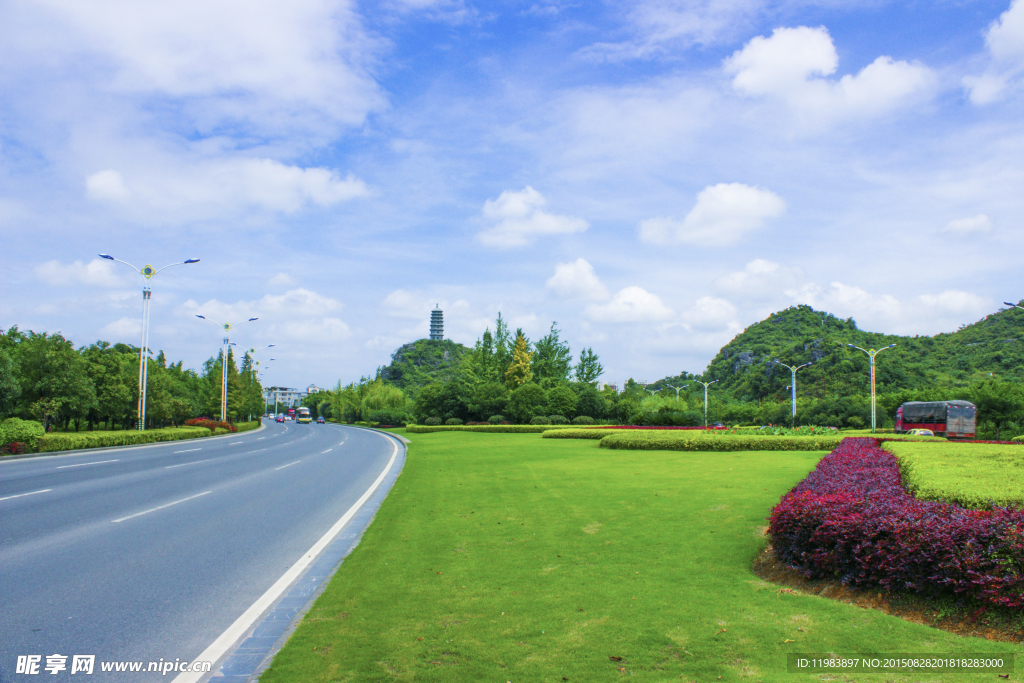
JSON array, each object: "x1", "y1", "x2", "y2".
[
  {"x1": 195, "y1": 316, "x2": 258, "y2": 422},
  {"x1": 666, "y1": 384, "x2": 688, "y2": 400},
  {"x1": 692, "y1": 380, "x2": 719, "y2": 426},
  {"x1": 846, "y1": 343, "x2": 896, "y2": 433},
  {"x1": 773, "y1": 360, "x2": 812, "y2": 426},
  {"x1": 98, "y1": 254, "x2": 200, "y2": 430},
  {"x1": 644, "y1": 388, "x2": 662, "y2": 397}
]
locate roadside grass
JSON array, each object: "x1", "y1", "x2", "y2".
[
  {"x1": 260, "y1": 432, "x2": 1022, "y2": 683},
  {"x1": 884, "y1": 440, "x2": 1024, "y2": 509}
]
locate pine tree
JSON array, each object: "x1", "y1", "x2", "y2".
[
  {"x1": 504, "y1": 331, "x2": 533, "y2": 388},
  {"x1": 574, "y1": 347, "x2": 603, "y2": 384}
]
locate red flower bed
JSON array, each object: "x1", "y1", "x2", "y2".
[
  {"x1": 1, "y1": 442, "x2": 29, "y2": 455},
  {"x1": 183, "y1": 418, "x2": 238, "y2": 433},
  {"x1": 769, "y1": 437, "x2": 1024, "y2": 608}
]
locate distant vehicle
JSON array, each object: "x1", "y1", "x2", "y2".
[
  {"x1": 316, "y1": 416, "x2": 325, "y2": 424},
  {"x1": 895, "y1": 401, "x2": 976, "y2": 438},
  {"x1": 907, "y1": 428, "x2": 935, "y2": 436},
  {"x1": 712, "y1": 422, "x2": 725, "y2": 429},
  {"x1": 297, "y1": 407, "x2": 312, "y2": 424},
  {"x1": 275, "y1": 415, "x2": 285, "y2": 423},
  {"x1": 287, "y1": 408, "x2": 296, "y2": 420}
]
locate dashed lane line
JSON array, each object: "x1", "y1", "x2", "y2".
[
  {"x1": 274, "y1": 461, "x2": 301, "y2": 471},
  {"x1": 321, "y1": 449, "x2": 332, "y2": 453},
  {"x1": 174, "y1": 448, "x2": 202, "y2": 454},
  {"x1": 0, "y1": 488, "x2": 52, "y2": 503},
  {"x1": 111, "y1": 491, "x2": 213, "y2": 523},
  {"x1": 166, "y1": 459, "x2": 211, "y2": 469},
  {"x1": 56, "y1": 459, "x2": 119, "y2": 469}
]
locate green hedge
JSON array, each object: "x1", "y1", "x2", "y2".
[
  {"x1": 37, "y1": 427, "x2": 211, "y2": 453},
  {"x1": 235, "y1": 420, "x2": 261, "y2": 433},
  {"x1": 599, "y1": 432, "x2": 844, "y2": 452},
  {"x1": 405, "y1": 424, "x2": 578, "y2": 434},
  {"x1": 0, "y1": 418, "x2": 46, "y2": 450},
  {"x1": 542, "y1": 428, "x2": 612, "y2": 439}
]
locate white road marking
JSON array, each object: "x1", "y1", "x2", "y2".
[
  {"x1": 228, "y1": 441, "x2": 242, "y2": 445},
  {"x1": 174, "y1": 448, "x2": 201, "y2": 454},
  {"x1": 275, "y1": 461, "x2": 301, "y2": 470},
  {"x1": 112, "y1": 491, "x2": 212, "y2": 523},
  {"x1": 245, "y1": 449, "x2": 266, "y2": 454},
  {"x1": 56, "y1": 459, "x2": 119, "y2": 469},
  {"x1": 173, "y1": 435, "x2": 401, "y2": 683},
  {"x1": 321, "y1": 449, "x2": 332, "y2": 453},
  {"x1": 0, "y1": 488, "x2": 52, "y2": 503},
  {"x1": 166, "y1": 459, "x2": 211, "y2": 469},
  {"x1": 257, "y1": 437, "x2": 265, "y2": 440}
]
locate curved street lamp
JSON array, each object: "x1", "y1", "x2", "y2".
[
  {"x1": 692, "y1": 379, "x2": 719, "y2": 426},
  {"x1": 846, "y1": 343, "x2": 896, "y2": 433},
  {"x1": 666, "y1": 383, "x2": 688, "y2": 401},
  {"x1": 195, "y1": 315, "x2": 258, "y2": 422},
  {"x1": 98, "y1": 254, "x2": 200, "y2": 430},
  {"x1": 773, "y1": 360, "x2": 812, "y2": 426}
]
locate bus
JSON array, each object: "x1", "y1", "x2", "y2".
[
  {"x1": 296, "y1": 407, "x2": 312, "y2": 424},
  {"x1": 895, "y1": 400, "x2": 976, "y2": 438},
  {"x1": 287, "y1": 408, "x2": 296, "y2": 420}
]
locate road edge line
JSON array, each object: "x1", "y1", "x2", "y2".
[{"x1": 171, "y1": 433, "x2": 401, "y2": 683}]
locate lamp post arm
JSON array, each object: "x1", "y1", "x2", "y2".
[
  {"x1": 100, "y1": 255, "x2": 142, "y2": 273},
  {"x1": 154, "y1": 259, "x2": 200, "y2": 276}
]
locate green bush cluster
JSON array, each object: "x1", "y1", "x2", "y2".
[
  {"x1": 37, "y1": 427, "x2": 211, "y2": 453},
  {"x1": 571, "y1": 415, "x2": 595, "y2": 425},
  {"x1": 541, "y1": 428, "x2": 608, "y2": 439},
  {"x1": 0, "y1": 417, "x2": 45, "y2": 450},
  {"x1": 235, "y1": 420, "x2": 261, "y2": 433},
  {"x1": 530, "y1": 416, "x2": 552, "y2": 425},
  {"x1": 548, "y1": 415, "x2": 568, "y2": 425},
  {"x1": 487, "y1": 415, "x2": 505, "y2": 425},
  {"x1": 599, "y1": 431, "x2": 843, "y2": 452},
  {"x1": 405, "y1": 424, "x2": 577, "y2": 434},
  {"x1": 445, "y1": 418, "x2": 464, "y2": 425}
]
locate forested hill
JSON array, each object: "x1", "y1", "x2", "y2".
[
  {"x1": 649, "y1": 304, "x2": 1024, "y2": 402},
  {"x1": 378, "y1": 339, "x2": 469, "y2": 390}
]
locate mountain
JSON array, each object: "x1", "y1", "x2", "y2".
[
  {"x1": 648, "y1": 304, "x2": 1024, "y2": 402},
  {"x1": 378, "y1": 339, "x2": 470, "y2": 391}
]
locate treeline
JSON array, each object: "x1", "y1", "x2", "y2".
[
  {"x1": 0, "y1": 326, "x2": 264, "y2": 431},
  {"x1": 304, "y1": 316, "x2": 612, "y2": 425}
]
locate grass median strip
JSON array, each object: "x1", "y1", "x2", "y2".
[{"x1": 259, "y1": 431, "x2": 1021, "y2": 683}]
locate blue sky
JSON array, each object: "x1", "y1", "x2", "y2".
[{"x1": 2, "y1": 0, "x2": 1023, "y2": 389}]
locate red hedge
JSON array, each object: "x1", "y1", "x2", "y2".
[
  {"x1": 769, "y1": 437, "x2": 1024, "y2": 608},
  {"x1": 183, "y1": 418, "x2": 238, "y2": 433}
]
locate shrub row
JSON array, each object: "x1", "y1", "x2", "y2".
[
  {"x1": 37, "y1": 427, "x2": 211, "y2": 453},
  {"x1": 541, "y1": 428, "x2": 610, "y2": 439},
  {"x1": 599, "y1": 432, "x2": 843, "y2": 452},
  {"x1": 769, "y1": 437, "x2": 1024, "y2": 608},
  {"x1": 184, "y1": 418, "x2": 238, "y2": 433},
  {"x1": 405, "y1": 424, "x2": 578, "y2": 434},
  {"x1": 0, "y1": 418, "x2": 45, "y2": 451},
  {"x1": 235, "y1": 420, "x2": 261, "y2": 433}
]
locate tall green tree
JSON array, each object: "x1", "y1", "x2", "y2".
[
  {"x1": 970, "y1": 380, "x2": 1024, "y2": 439},
  {"x1": 532, "y1": 322, "x2": 572, "y2": 388},
  {"x1": 504, "y1": 331, "x2": 533, "y2": 388},
  {"x1": 574, "y1": 347, "x2": 603, "y2": 384}
]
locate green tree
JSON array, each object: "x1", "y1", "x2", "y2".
[
  {"x1": 0, "y1": 346, "x2": 21, "y2": 418},
  {"x1": 504, "y1": 331, "x2": 533, "y2": 388},
  {"x1": 573, "y1": 347, "x2": 603, "y2": 384},
  {"x1": 507, "y1": 383, "x2": 547, "y2": 424},
  {"x1": 468, "y1": 381, "x2": 509, "y2": 421},
  {"x1": 970, "y1": 380, "x2": 1024, "y2": 439},
  {"x1": 532, "y1": 322, "x2": 572, "y2": 388},
  {"x1": 546, "y1": 384, "x2": 578, "y2": 418}
]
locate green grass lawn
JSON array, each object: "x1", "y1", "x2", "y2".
[
  {"x1": 260, "y1": 432, "x2": 1022, "y2": 683},
  {"x1": 885, "y1": 440, "x2": 1024, "y2": 509}
]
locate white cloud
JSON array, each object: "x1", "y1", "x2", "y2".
[
  {"x1": 382, "y1": 290, "x2": 440, "y2": 319},
  {"x1": 35, "y1": 258, "x2": 128, "y2": 288},
  {"x1": 100, "y1": 316, "x2": 141, "y2": 339},
  {"x1": 578, "y1": 0, "x2": 764, "y2": 61},
  {"x1": 714, "y1": 259, "x2": 804, "y2": 301},
  {"x1": 268, "y1": 273, "x2": 297, "y2": 287},
  {"x1": 85, "y1": 170, "x2": 130, "y2": 202},
  {"x1": 586, "y1": 286, "x2": 673, "y2": 323},
  {"x1": 965, "y1": 0, "x2": 1024, "y2": 104},
  {"x1": 639, "y1": 183, "x2": 784, "y2": 245},
  {"x1": 725, "y1": 26, "x2": 934, "y2": 120},
  {"x1": 546, "y1": 258, "x2": 609, "y2": 301},
  {"x1": 917, "y1": 290, "x2": 991, "y2": 316},
  {"x1": 680, "y1": 296, "x2": 738, "y2": 332},
  {"x1": 13, "y1": 0, "x2": 386, "y2": 137},
  {"x1": 477, "y1": 186, "x2": 589, "y2": 248},
  {"x1": 790, "y1": 281, "x2": 901, "y2": 320},
  {"x1": 942, "y1": 214, "x2": 991, "y2": 235}
]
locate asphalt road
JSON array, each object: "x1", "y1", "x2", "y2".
[{"x1": 0, "y1": 420, "x2": 400, "y2": 682}]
